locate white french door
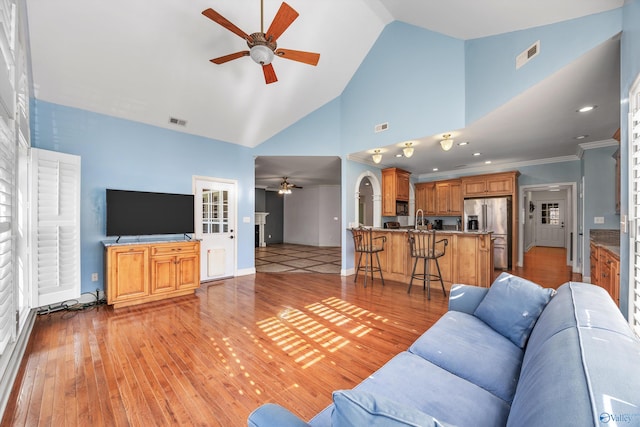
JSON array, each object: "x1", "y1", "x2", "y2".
[
  {"x1": 193, "y1": 177, "x2": 236, "y2": 281},
  {"x1": 628, "y1": 74, "x2": 640, "y2": 338}
]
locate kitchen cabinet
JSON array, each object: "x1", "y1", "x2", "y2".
[
  {"x1": 590, "y1": 242, "x2": 619, "y2": 306},
  {"x1": 452, "y1": 233, "x2": 493, "y2": 287},
  {"x1": 435, "y1": 180, "x2": 462, "y2": 216},
  {"x1": 382, "y1": 168, "x2": 411, "y2": 216},
  {"x1": 106, "y1": 240, "x2": 200, "y2": 308},
  {"x1": 415, "y1": 182, "x2": 436, "y2": 215},
  {"x1": 461, "y1": 171, "x2": 518, "y2": 197},
  {"x1": 360, "y1": 230, "x2": 492, "y2": 288}
]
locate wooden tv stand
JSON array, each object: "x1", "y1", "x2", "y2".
[{"x1": 104, "y1": 239, "x2": 200, "y2": 309}]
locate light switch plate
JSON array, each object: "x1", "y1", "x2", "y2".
[{"x1": 243, "y1": 216, "x2": 250, "y2": 223}]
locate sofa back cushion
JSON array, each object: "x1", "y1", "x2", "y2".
[
  {"x1": 473, "y1": 273, "x2": 555, "y2": 348},
  {"x1": 507, "y1": 282, "x2": 640, "y2": 427},
  {"x1": 331, "y1": 390, "x2": 451, "y2": 427}
]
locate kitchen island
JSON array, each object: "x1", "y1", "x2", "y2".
[{"x1": 355, "y1": 229, "x2": 494, "y2": 289}]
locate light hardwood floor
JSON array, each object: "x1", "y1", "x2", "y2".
[{"x1": 1, "y1": 246, "x2": 577, "y2": 426}]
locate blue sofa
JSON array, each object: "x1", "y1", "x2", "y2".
[{"x1": 248, "y1": 273, "x2": 640, "y2": 427}]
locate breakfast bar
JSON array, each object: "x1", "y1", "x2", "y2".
[{"x1": 356, "y1": 229, "x2": 494, "y2": 289}]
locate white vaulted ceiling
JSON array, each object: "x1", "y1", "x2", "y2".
[{"x1": 26, "y1": 0, "x2": 623, "y2": 182}]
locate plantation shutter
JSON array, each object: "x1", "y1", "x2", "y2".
[
  {"x1": 0, "y1": 0, "x2": 15, "y2": 357},
  {"x1": 629, "y1": 75, "x2": 640, "y2": 338},
  {"x1": 30, "y1": 148, "x2": 81, "y2": 308},
  {"x1": 0, "y1": 116, "x2": 13, "y2": 356}
]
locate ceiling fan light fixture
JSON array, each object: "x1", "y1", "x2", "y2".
[
  {"x1": 372, "y1": 149, "x2": 382, "y2": 164},
  {"x1": 440, "y1": 134, "x2": 454, "y2": 151},
  {"x1": 250, "y1": 44, "x2": 274, "y2": 65},
  {"x1": 403, "y1": 142, "x2": 414, "y2": 158}
]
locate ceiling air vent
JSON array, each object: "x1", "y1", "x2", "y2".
[
  {"x1": 374, "y1": 122, "x2": 389, "y2": 133},
  {"x1": 516, "y1": 40, "x2": 540, "y2": 70},
  {"x1": 169, "y1": 117, "x2": 187, "y2": 126}
]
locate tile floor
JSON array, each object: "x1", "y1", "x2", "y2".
[{"x1": 255, "y1": 243, "x2": 341, "y2": 274}]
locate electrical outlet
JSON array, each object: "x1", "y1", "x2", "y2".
[
  {"x1": 91, "y1": 273, "x2": 98, "y2": 282},
  {"x1": 594, "y1": 217, "x2": 605, "y2": 224}
]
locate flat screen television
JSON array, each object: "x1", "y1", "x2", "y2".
[{"x1": 106, "y1": 189, "x2": 195, "y2": 237}]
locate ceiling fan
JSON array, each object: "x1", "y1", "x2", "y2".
[
  {"x1": 202, "y1": 1, "x2": 320, "y2": 84},
  {"x1": 278, "y1": 177, "x2": 302, "y2": 194}
]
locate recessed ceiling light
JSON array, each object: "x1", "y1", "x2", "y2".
[
  {"x1": 577, "y1": 105, "x2": 597, "y2": 113},
  {"x1": 484, "y1": 160, "x2": 492, "y2": 164},
  {"x1": 575, "y1": 135, "x2": 589, "y2": 140},
  {"x1": 457, "y1": 141, "x2": 469, "y2": 146},
  {"x1": 432, "y1": 168, "x2": 439, "y2": 172},
  {"x1": 395, "y1": 153, "x2": 403, "y2": 158},
  {"x1": 473, "y1": 152, "x2": 482, "y2": 156}
]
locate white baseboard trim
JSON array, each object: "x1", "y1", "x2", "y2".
[
  {"x1": 583, "y1": 275, "x2": 592, "y2": 284},
  {"x1": 0, "y1": 309, "x2": 36, "y2": 420},
  {"x1": 236, "y1": 267, "x2": 256, "y2": 277},
  {"x1": 341, "y1": 268, "x2": 355, "y2": 276}
]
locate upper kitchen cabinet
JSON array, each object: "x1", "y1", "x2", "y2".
[
  {"x1": 461, "y1": 171, "x2": 520, "y2": 198},
  {"x1": 415, "y1": 182, "x2": 436, "y2": 215},
  {"x1": 435, "y1": 179, "x2": 462, "y2": 216},
  {"x1": 382, "y1": 168, "x2": 411, "y2": 216}
]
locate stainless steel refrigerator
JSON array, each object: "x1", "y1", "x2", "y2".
[{"x1": 463, "y1": 197, "x2": 512, "y2": 269}]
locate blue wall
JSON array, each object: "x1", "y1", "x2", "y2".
[
  {"x1": 340, "y1": 21, "x2": 466, "y2": 154},
  {"x1": 32, "y1": 100, "x2": 255, "y2": 294},
  {"x1": 254, "y1": 97, "x2": 342, "y2": 156},
  {"x1": 465, "y1": 9, "x2": 623, "y2": 124}
]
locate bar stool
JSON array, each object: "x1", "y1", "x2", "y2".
[
  {"x1": 407, "y1": 229, "x2": 448, "y2": 298},
  {"x1": 350, "y1": 227, "x2": 386, "y2": 287}
]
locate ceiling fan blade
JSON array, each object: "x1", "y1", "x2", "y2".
[
  {"x1": 210, "y1": 51, "x2": 250, "y2": 64},
  {"x1": 275, "y1": 49, "x2": 320, "y2": 66},
  {"x1": 202, "y1": 8, "x2": 250, "y2": 40},
  {"x1": 266, "y1": 2, "x2": 299, "y2": 42},
  {"x1": 262, "y1": 63, "x2": 278, "y2": 84}
]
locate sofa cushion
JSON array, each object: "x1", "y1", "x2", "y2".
[
  {"x1": 309, "y1": 351, "x2": 511, "y2": 427},
  {"x1": 474, "y1": 273, "x2": 554, "y2": 348},
  {"x1": 509, "y1": 282, "x2": 640, "y2": 427},
  {"x1": 331, "y1": 390, "x2": 450, "y2": 427},
  {"x1": 409, "y1": 310, "x2": 523, "y2": 403}
]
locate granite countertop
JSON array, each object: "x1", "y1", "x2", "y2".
[
  {"x1": 590, "y1": 229, "x2": 620, "y2": 258},
  {"x1": 366, "y1": 228, "x2": 493, "y2": 235},
  {"x1": 103, "y1": 237, "x2": 199, "y2": 247}
]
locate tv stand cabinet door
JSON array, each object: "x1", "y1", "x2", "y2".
[
  {"x1": 106, "y1": 245, "x2": 150, "y2": 305},
  {"x1": 151, "y1": 255, "x2": 177, "y2": 294},
  {"x1": 176, "y1": 252, "x2": 200, "y2": 290}
]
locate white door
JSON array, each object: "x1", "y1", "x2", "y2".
[
  {"x1": 535, "y1": 200, "x2": 565, "y2": 247},
  {"x1": 194, "y1": 177, "x2": 236, "y2": 281}
]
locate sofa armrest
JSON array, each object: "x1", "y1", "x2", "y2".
[
  {"x1": 248, "y1": 403, "x2": 311, "y2": 427},
  {"x1": 448, "y1": 284, "x2": 489, "y2": 314}
]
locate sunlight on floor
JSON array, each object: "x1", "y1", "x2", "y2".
[{"x1": 256, "y1": 297, "x2": 390, "y2": 369}]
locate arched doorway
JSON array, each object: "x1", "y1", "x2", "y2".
[{"x1": 354, "y1": 171, "x2": 382, "y2": 228}]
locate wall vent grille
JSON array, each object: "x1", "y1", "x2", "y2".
[
  {"x1": 374, "y1": 122, "x2": 389, "y2": 133},
  {"x1": 516, "y1": 40, "x2": 540, "y2": 70},
  {"x1": 169, "y1": 117, "x2": 187, "y2": 126}
]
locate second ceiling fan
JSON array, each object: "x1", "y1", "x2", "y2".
[{"x1": 202, "y1": 1, "x2": 320, "y2": 84}]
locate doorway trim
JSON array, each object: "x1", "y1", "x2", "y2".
[
  {"x1": 353, "y1": 171, "x2": 382, "y2": 228},
  {"x1": 518, "y1": 182, "x2": 579, "y2": 273}
]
